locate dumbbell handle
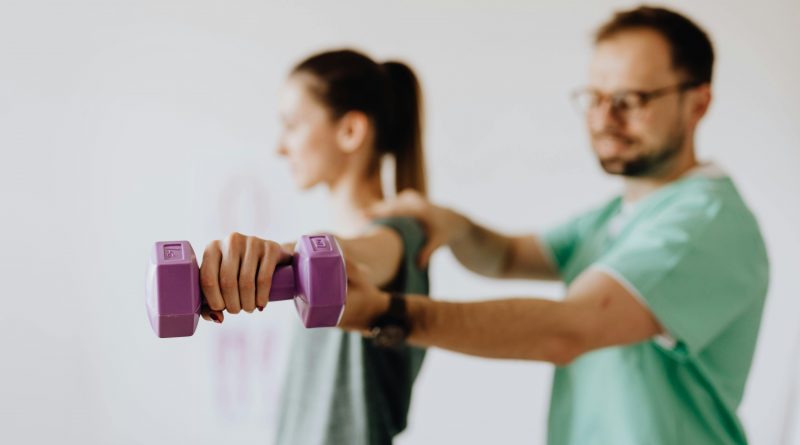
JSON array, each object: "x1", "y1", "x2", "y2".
[{"x1": 261, "y1": 264, "x2": 297, "y2": 302}]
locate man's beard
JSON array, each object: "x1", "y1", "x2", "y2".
[{"x1": 595, "y1": 130, "x2": 685, "y2": 177}]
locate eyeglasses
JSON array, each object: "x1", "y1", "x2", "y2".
[{"x1": 571, "y1": 81, "x2": 703, "y2": 118}]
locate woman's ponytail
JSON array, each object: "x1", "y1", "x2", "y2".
[{"x1": 380, "y1": 61, "x2": 427, "y2": 197}]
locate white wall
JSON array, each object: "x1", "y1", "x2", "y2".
[{"x1": 1, "y1": 0, "x2": 798, "y2": 444}]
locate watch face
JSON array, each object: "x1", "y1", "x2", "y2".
[{"x1": 372, "y1": 324, "x2": 407, "y2": 348}]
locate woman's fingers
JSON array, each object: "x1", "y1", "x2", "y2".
[
  {"x1": 220, "y1": 232, "x2": 244, "y2": 314},
  {"x1": 200, "y1": 240, "x2": 225, "y2": 313},
  {"x1": 238, "y1": 237, "x2": 264, "y2": 313},
  {"x1": 201, "y1": 305, "x2": 224, "y2": 324},
  {"x1": 200, "y1": 233, "x2": 296, "y2": 320}
]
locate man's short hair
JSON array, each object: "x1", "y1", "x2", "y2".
[{"x1": 595, "y1": 6, "x2": 715, "y2": 84}]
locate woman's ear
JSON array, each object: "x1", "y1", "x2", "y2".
[{"x1": 335, "y1": 111, "x2": 371, "y2": 154}]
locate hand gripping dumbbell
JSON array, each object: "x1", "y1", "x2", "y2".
[{"x1": 146, "y1": 234, "x2": 347, "y2": 338}]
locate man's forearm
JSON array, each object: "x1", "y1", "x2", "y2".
[
  {"x1": 447, "y1": 213, "x2": 514, "y2": 278},
  {"x1": 445, "y1": 213, "x2": 558, "y2": 281},
  {"x1": 340, "y1": 268, "x2": 660, "y2": 364},
  {"x1": 403, "y1": 295, "x2": 582, "y2": 365}
]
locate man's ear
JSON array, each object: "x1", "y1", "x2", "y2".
[
  {"x1": 690, "y1": 84, "x2": 712, "y2": 123},
  {"x1": 336, "y1": 111, "x2": 370, "y2": 154}
]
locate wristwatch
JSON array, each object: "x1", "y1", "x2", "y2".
[{"x1": 368, "y1": 293, "x2": 410, "y2": 348}]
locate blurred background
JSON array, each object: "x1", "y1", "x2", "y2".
[{"x1": 1, "y1": 0, "x2": 798, "y2": 443}]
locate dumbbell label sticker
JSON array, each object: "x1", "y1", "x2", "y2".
[
  {"x1": 310, "y1": 236, "x2": 332, "y2": 252},
  {"x1": 163, "y1": 244, "x2": 185, "y2": 261}
]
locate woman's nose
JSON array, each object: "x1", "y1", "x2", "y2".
[{"x1": 275, "y1": 140, "x2": 288, "y2": 157}]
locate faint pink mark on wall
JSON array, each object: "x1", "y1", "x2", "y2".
[
  {"x1": 259, "y1": 324, "x2": 281, "y2": 423},
  {"x1": 209, "y1": 172, "x2": 286, "y2": 425},
  {"x1": 217, "y1": 173, "x2": 271, "y2": 235},
  {"x1": 213, "y1": 329, "x2": 250, "y2": 421}
]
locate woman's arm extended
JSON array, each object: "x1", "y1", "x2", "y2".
[
  {"x1": 198, "y1": 226, "x2": 407, "y2": 320},
  {"x1": 336, "y1": 226, "x2": 405, "y2": 287}
]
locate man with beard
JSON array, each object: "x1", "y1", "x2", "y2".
[{"x1": 338, "y1": 6, "x2": 770, "y2": 445}]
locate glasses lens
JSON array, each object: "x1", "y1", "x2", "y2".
[
  {"x1": 572, "y1": 91, "x2": 597, "y2": 114},
  {"x1": 614, "y1": 92, "x2": 645, "y2": 111}
]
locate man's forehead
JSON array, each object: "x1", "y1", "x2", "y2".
[{"x1": 588, "y1": 29, "x2": 679, "y2": 89}]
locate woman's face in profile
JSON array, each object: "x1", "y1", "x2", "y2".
[{"x1": 277, "y1": 74, "x2": 346, "y2": 190}]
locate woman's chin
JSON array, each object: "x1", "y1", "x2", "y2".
[{"x1": 293, "y1": 176, "x2": 320, "y2": 191}]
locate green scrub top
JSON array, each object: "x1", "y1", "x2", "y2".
[{"x1": 543, "y1": 168, "x2": 769, "y2": 445}]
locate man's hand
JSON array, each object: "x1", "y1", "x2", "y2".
[
  {"x1": 365, "y1": 190, "x2": 469, "y2": 267},
  {"x1": 338, "y1": 260, "x2": 391, "y2": 332}
]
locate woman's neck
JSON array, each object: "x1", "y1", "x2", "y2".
[{"x1": 328, "y1": 173, "x2": 384, "y2": 236}]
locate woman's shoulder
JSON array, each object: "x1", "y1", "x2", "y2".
[{"x1": 370, "y1": 216, "x2": 426, "y2": 248}]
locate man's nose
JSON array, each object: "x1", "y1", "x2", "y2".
[{"x1": 588, "y1": 100, "x2": 625, "y2": 132}]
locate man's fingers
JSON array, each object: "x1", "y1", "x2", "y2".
[
  {"x1": 418, "y1": 233, "x2": 448, "y2": 268},
  {"x1": 200, "y1": 240, "x2": 225, "y2": 312},
  {"x1": 364, "y1": 200, "x2": 399, "y2": 219},
  {"x1": 396, "y1": 189, "x2": 422, "y2": 201},
  {"x1": 418, "y1": 242, "x2": 437, "y2": 269},
  {"x1": 420, "y1": 236, "x2": 444, "y2": 267},
  {"x1": 366, "y1": 189, "x2": 427, "y2": 219}
]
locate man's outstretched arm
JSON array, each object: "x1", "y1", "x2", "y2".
[
  {"x1": 367, "y1": 190, "x2": 560, "y2": 281},
  {"x1": 340, "y1": 265, "x2": 662, "y2": 365}
]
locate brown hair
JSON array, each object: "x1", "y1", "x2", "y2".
[
  {"x1": 595, "y1": 6, "x2": 715, "y2": 85},
  {"x1": 292, "y1": 49, "x2": 427, "y2": 196}
]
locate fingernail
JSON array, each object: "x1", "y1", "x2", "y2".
[
  {"x1": 257, "y1": 305, "x2": 265, "y2": 312},
  {"x1": 209, "y1": 312, "x2": 222, "y2": 324}
]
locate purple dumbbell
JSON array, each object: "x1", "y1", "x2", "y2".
[{"x1": 146, "y1": 234, "x2": 347, "y2": 338}]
